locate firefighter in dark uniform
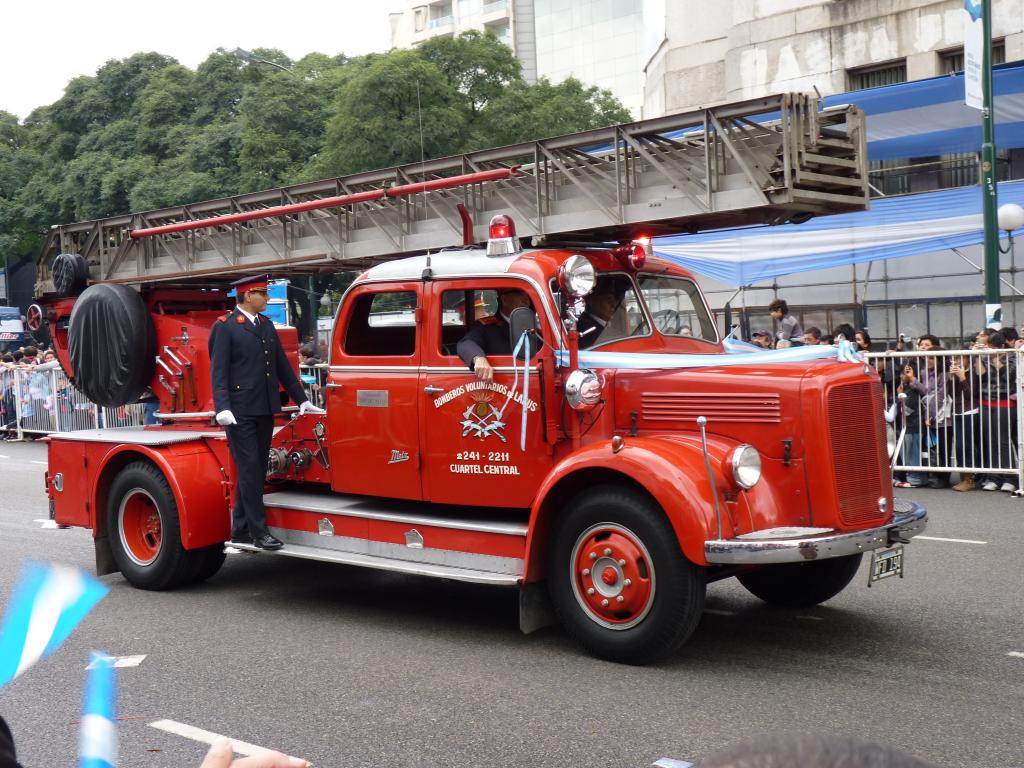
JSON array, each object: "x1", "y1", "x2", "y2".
[
  {"x1": 457, "y1": 288, "x2": 533, "y2": 383},
  {"x1": 209, "y1": 275, "x2": 324, "y2": 550}
]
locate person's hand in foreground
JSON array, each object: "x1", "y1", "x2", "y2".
[{"x1": 200, "y1": 737, "x2": 309, "y2": 768}]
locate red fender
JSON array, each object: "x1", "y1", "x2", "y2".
[
  {"x1": 94, "y1": 441, "x2": 230, "y2": 550},
  {"x1": 524, "y1": 435, "x2": 740, "y2": 580}
]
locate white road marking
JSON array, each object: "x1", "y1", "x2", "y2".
[
  {"x1": 149, "y1": 719, "x2": 307, "y2": 762},
  {"x1": 31, "y1": 461, "x2": 48, "y2": 465},
  {"x1": 0, "y1": 455, "x2": 9, "y2": 459},
  {"x1": 34, "y1": 519, "x2": 60, "y2": 529},
  {"x1": 652, "y1": 759, "x2": 694, "y2": 768},
  {"x1": 703, "y1": 608, "x2": 735, "y2": 616},
  {"x1": 1007, "y1": 652, "x2": 1024, "y2": 659},
  {"x1": 87, "y1": 654, "x2": 147, "y2": 669},
  {"x1": 796, "y1": 615, "x2": 824, "y2": 621},
  {"x1": 916, "y1": 535, "x2": 988, "y2": 545}
]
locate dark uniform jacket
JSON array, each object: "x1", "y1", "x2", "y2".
[
  {"x1": 0, "y1": 718, "x2": 22, "y2": 768},
  {"x1": 577, "y1": 311, "x2": 606, "y2": 350},
  {"x1": 209, "y1": 308, "x2": 307, "y2": 416},
  {"x1": 457, "y1": 315, "x2": 512, "y2": 370}
]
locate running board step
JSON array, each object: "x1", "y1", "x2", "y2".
[
  {"x1": 255, "y1": 489, "x2": 528, "y2": 585},
  {"x1": 226, "y1": 540, "x2": 521, "y2": 585}
]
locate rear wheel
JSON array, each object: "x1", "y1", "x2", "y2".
[
  {"x1": 737, "y1": 553, "x2": 863, "y2": 608},
  {"x1": 547, "y1": 485, "x2": 705, "y2": 665},
  {"x1": 107, "y1": 462, "x2": 196, "y2": 590}
]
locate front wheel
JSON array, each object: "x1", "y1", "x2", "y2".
[
  {"x1": 107, "y1": 461, "x2": 197, "y2": 590},
  {"x1": 547, "y1": 485, "x2": 706, "y2": 665},
  {"x1": 737, "y1": 553, "x2": 863, "y2": 608}
]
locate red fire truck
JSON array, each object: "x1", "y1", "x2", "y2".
[{"x1": 32, "y1": 94, "x2": 925, "y2": 663}]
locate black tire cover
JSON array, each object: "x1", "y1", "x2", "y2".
[
  {"x1": 52, "y1": 252, "x2": 89, "y2": 297},
  {"x1": 69, "y1": 284, "x2": 155, "y2": 407}
]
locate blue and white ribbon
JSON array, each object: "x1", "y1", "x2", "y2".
[
  {"x1": 0, "y1": 562, "x2": 109, "y2": 688},
  {"x1": 79, "y1": 653, "x2": 117, "y2": 768},
  {"x1": 498, "y1": 330, "x2": 532, "y2": 451},
  {"x1": 557, "y1": 340, "x2": 863, "y2": 370}
]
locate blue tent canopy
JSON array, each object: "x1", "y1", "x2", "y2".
[
  {"x1": 654, "y1": 179, "x2": 1024, "y2": 286},
  {"x1": 829, "y1": 61, "x2": 1024, "y2": 162}
]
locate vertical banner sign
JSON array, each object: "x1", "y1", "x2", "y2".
[{"x1": 964, "y1": 0, "x2": 984, "y2": 109}]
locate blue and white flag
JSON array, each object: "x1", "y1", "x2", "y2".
[
  {"x1": 78, "y1": 653, "x2": 117, "y2": 768},
  {"x1": 0, "y1": 562, "x2": 109, "y2": 688}
]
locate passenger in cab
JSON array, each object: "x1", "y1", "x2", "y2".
[
  {"x1": 457, "y1": 288, "x2": 533, "y2": 382},
  {"x1": 578, "y1": 280, "x2": 626, "y2": 350}
]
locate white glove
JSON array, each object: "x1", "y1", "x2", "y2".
[
  {"x1": 215, "y1": 410, "x2": 237, "y2": 426},
  {"x1": 299, "y1": 401, "x2": 325, "y2": 416}
]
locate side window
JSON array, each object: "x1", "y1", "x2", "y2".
[
  {"x1": 343, "y1": 291, "x2": 417, "y2": 356},
  {"x1": 439, "y1": 289, "x2": 499, "y2": 356}
]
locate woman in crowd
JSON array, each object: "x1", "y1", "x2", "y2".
[
  {"x1": 947, "y1": 345, "x2": 981, "y2": 491},
  {"x1": 894, "y1": 359, "x2": 927, "y2": 488},
  {"x1": 974, "y1": 330, "x2": 1018, "y2": 492},
  {"x1": 855, "y1": 328, "x2": 872, "y2": 353}
]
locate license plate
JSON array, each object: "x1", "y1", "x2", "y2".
[{"x1": 868, "y1": 545, "x2": 904, "y2": 585}]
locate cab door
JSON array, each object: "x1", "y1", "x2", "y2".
[
  {"x1": 327, "y1": 284, "x2": 423, "y2": 500},
  {"x1": 419, "y1": 280, "x2": 554, "y2": 508}
]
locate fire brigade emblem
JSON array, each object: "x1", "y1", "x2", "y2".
[{"x1": 460, "y1": 389, "x2": 507, "y2": 443}]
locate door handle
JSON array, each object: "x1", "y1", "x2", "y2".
[
  {"x1": 424, "y1": 385, "x2": 445, "y2": 394},
  {"x1": 326, "y1": 383, "x2": 343, "y2": 390}
]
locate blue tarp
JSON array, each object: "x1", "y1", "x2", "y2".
[
  {"x1": 654, "y1": 179, "x2": 1024, "y2": 286},
  {"x1": 830, "y1": 61, "x2": 1024, "y2": 161}
]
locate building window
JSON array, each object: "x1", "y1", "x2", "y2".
[
  {"x1": 847, "y1": 61, "x2": 907, "y2": 91},
  {"x1": 940, "y1": 40, "x2": 1005, "y2": 74}
]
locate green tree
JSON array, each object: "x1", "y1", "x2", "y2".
[
  {"x1": 419, "y1": 30, "x2": 521, "y2": 116},
  {"x1": 316, "y1": 51, "x2": 467, "y2": 177}
]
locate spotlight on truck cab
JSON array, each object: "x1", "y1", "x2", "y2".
[
  {"x1": 558, "y1": 254, "x2": 596, "y2": 298},
  {"x1": 564, "y1": 368, "x2": 602, "y2": 411},
  {"x1": 728, "y1": 444, "x2": 762, "y2": 489},
  {"x1": 486, "y1": 214, "x2": 520, "y2": 257}
]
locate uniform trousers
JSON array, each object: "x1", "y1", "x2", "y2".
[{"x1": 226, "y1": 414, "x2": 275, "y2": 539}]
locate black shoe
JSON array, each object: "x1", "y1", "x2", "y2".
[
  {"x1": 229, "y1": 535, "x2": 253, "y2": 546},
  {"x1": 926, "y1": 478, "x2": 949, "y2": 490},
  {"x1": 253, "y1": 534, "x2": 283, "y2": 551}
]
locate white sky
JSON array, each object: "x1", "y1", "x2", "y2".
[{"x1": 1, "y1": 1, "x2": 403, "y2": 120}]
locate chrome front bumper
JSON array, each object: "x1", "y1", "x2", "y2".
[{"x1": 704, "y1": 499, "x2": 927, "y2": 565}]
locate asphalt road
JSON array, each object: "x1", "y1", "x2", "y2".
[{"x1": 0, "y1": 438, "x2": 1022, "y2": 768}]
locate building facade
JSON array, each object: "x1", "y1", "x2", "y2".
[
  {"x1": 389, "y1": 0, "x2": 646, "y2": 116},
  {"x1": 643, "y1": 0, "x2": 1024, "y2": 116}
]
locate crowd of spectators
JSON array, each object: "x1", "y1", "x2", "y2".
[
  {"x1": 1, "y1": 345, "x2": 61, "y2": 440},
  {"x1": 876, "y1": 326, "x2": 1023, "y2": 493}
]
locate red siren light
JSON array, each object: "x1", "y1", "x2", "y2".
[
  {"x1": 630, "y1": 237, "x2": 650, "y2": 269},
  {"x1": 489, "y1": 214, "x2": 515, "y2": 240},
  {"x1": 486, "y1": 214, "x2": 520, "y2": 257}
]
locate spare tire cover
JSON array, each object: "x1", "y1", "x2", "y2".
[
  {"x1": 69, "y1": 284, "x2": 155, "y2": 407},
  {"x1": 52, "y1": 252, "x2": 89, "y2": 297}
]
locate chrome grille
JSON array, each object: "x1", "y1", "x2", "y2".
[
  {"x1": 641, "y1": 392, "x2": 781, "y2": 423},
  {"x1": 828, "y1": 380, "x2": 889, "y2": 526}
]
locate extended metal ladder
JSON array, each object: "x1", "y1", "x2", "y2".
[{"x1": 35, "y1": 92, "x2": 868, "y2": 291}]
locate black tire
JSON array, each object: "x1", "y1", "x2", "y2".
[
  {"x1": 547, "y1": 485, "x2": 706, "y2": 665},
  {"x1": 69, "y1": 284, "x2": 155, "y2": 407},
  {"x1": 191, "y1": 545, "x2": 227, "y2": 583},
  {"x1": 107, "y1": 462, "x2": 196, "y2": 590},
  {"x1": 52, "y1": 252, "x2": 89, "y2": 297},
  {"x1": 737, "y1": 553, "x2": 863, "y2": 608}
]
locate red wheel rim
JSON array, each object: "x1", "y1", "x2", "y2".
[
  {"x1": 570, "y1": 523, "x2": 655, "y2": 630},
  {"x1": 118, "y1": 489, "x2": 162, "y2": 566},
  {"x1": 26, "y1": 304, "x2": 43, "y2": 332}
]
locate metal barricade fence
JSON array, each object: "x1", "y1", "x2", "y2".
[
  {"x1": 0, "y1": 365, "x2": 146, "y2": 440},
  {"x1": 299, "y1": 364, "x2": 328, "y2": 408},
  {"x1": 865, "y1": 348, "x2": 1024, "y2": 491}
]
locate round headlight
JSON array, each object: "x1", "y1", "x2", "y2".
[
  {"x1": 565, "y1": 368, "x2": 602, "y2": 410},
  {"x1": 559, "y1": 254, "x2": 596, "y2": 298},
  {"x1": 886, "y1": 424, "x2": 897, "y2": 458},
  {"x1": 729, "y1": 444, "x2": 762, "y2": 489}
]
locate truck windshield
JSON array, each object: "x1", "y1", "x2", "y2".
[{"x1": 636, "y1": 275, "x2": 717, "y2": 342}]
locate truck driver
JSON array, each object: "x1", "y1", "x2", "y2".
[{"x1": 457, "y1": 287, "x2": 533, "y2": 383}]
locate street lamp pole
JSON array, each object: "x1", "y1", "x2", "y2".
[
  {"x1": 980, "y1": 0, "x2": 1001, "y2": 328},
  {"x1": 231, "y1": 47, "x2": 294, "y2": 74}
]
